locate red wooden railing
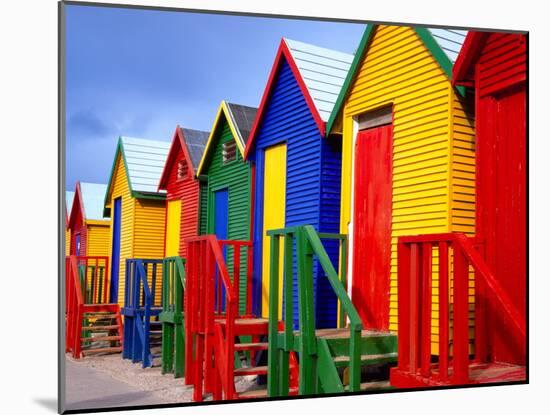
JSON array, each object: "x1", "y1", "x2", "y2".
[
  {"x1": 394, "y1": 233, "x2": 526, "y2": 385},
  {"x1": 65, "y1": 255, "x2": 110, "y2": 358},
  {"x1": 184, "y1": 236, "x2": 253, "y2": 401}
]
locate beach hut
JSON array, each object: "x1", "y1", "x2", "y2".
[
  {"x1": 68, "y1": 182, "x2": 110, "y2": 257},
  {"x1": 103, "y1": 136, "x2": 170, "y2": 306},
  {"x1": 196, "y1": 101, "x2": 257, "y2": 312},
  {"x1": 65, "y1": 190, "x2": 75, "y2": 255},
  {"x1": 158, "y1": 126, "x2": 209, "y2": 258},
  {"x1": 326, "y1": 25, "x2": 472, "y2": 350},
  {"x1": 244, "y1": 38, "x2": 353, "y2": 326},
  {"x1": 453, "y1": 31, "x2": 527, "y2": 365}
]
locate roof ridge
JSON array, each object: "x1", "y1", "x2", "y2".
[{"x1": 284, "y1": 37, "x2": 354, "y2": 61}]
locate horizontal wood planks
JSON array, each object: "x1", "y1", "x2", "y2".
[
  {"x1": 202, "y1": 118, "x2": 251, "y2": 314},
  {"x1": 249, "y1": 59, "x2": 341, "y2": 327},
  {"x1": 340, "y1": 25, "x2": 476, "y2": 352},
  {"x1": 162, "y1": 138, "x2": 201, "y2": 258}
]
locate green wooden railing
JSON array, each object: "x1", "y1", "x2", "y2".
[
  {"x1": 159, "y1": 256, "x2": 186, "y2": 378},
  {"x1": 266, "y1": 225, "x2": 363, "y2": 396}
]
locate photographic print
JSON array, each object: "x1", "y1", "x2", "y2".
[{"x1": 61, "y1": 1, "x2": 527, "y2": 412}]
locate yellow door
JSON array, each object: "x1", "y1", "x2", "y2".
[
  {"x1": 165, "y1": 200, "x2": 182, "y2": 257},
  {"x1": 261, "y1": 143, "x2": 287, "y2": 318}
]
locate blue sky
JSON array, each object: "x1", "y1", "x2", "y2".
[{"x1": 65, "y1": 5, "x2": 366, "y2": 189}]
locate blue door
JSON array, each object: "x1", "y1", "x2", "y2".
[
  {"x1": 214, "y1": 189, "x2": 229, "y2": 240},
  {"x1": 214, "y1": 189, "x2": 229, "y2": 310},
  {"x1": 75, "y1": 234, "x2": 81, "y2": 256},
  {"x1": 110, "y1": 197, "x2": 122, "y2": 303}
]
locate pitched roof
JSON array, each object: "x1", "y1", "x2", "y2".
[
  {"x1": 104, "y1": 136, "x2": 170, "y2": 215},
  {"x1": 180, "y1": 128, "x2": 209, "y2": 170},
  {"x1": 196, "y1": 101, "x2": 258, "y2": 176},
  {"x1": 224, "y1": 102, "x2": 257, "y2": 149},
  {"x1": 79, "y1": 182, "x2": 109, "y2": 221},
  {"x1": 69, "y1": 182, "x2": 110, "y2": 228},
  {"x1": 427, "y1": 28, "x2": 468, "y2": 64},
  {"x1": 452, "y1": 31, "x2": 490, "y2": 86},
  {"x1": 326, "y1": 25, "x2": 468, "y2": 134},
  {"x1": 285, "y1": 38, "x2": 354, "y2": 121},
  {"x1": 158, "y1": 126, "x2": 209, "y2": 190},
  {"x1": 245, "y1": 38, "x2": 353, "y2": 158}
]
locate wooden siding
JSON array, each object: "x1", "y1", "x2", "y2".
[
  {"x1": 133, "y1": 197, "x2": 166, "y2": 305},
  {"x1": 199, "y1": 180, "x2": 208, "y2": 235},
  {"x1": 70, "y1": 212, "x2": 87, "y2": 256},
  {"x1": 164, "y1": 143, "x2": 201, "y2": 258},
  {"x1": 473, "y1": 33, "x2": 526, "y2": 364},
  {"x1": 250, "y1": 59, "x2": 340, "y2": 327},
  {"x1": 86, "y1": 223, "x2": 111, "y2": 257},
  {"x1": 204, "y1": 119, "x2": 251, "y2": 314},
  {"x1": 340, "y1": 25, "x2": 475, "y2": 352},
  {"x1": 106, "y1": 155, "x2": 135, "y2": 307},
  {"x1": 477, "y1": 33, "x2": 527, "y2": 98}
]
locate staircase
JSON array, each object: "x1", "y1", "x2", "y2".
[
  {"x1": 80, "y1": 306, "x2": 124, "y2": 357},
  {"x1": 121, "y1": 259, "x2": 163, "y2": 368},
  {"x1": 389, "y1": 233, "x2": 526, "y2": 387},
  {"x1": 266, "y1": 226, "x2": 397, "y2": 396},
  {"x1": 66, "y1": 256, "x2": 124, "y2": 359},
  {"x1": 159, "y1": 256, "x2": 186, "y2": 378},
  {"x1": 314, "y1": 329, "x2": 396, "y2": 393},
  {"x1": 185, "y1": 236, "x2": 297, "y2": 401}
]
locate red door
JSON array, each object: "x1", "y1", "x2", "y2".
[
  {"x1": 478, "y1": 83, "x2": 526, "y2": 364},
  {"x1": 352, "y1": 125, "x2": 393, "y2": 330}
]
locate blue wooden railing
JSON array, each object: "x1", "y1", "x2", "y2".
[{"x1": 121, "y1": 258, "x2": 163, "y2": 368}]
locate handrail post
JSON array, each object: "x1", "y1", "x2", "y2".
[
  {"x1": 281, "y1": 232, "x2": 294, "y2": 396},
  {"x1": 267, "y1": 234, "x2": 281, "y2": 397},
  {"x1": 246, "y1": 243, "x2": 253, "y2": 316},
  {"x1": 452, "y1": 240, "x2": 470, "y2": 384},
  {"x1": 175, "y1": 257, "x2": 186, "y2": 377},
  {"x1": 409, "y1": 243, "x2": 421, "y2": 375},
  {"x1": 234, "y1": 244, "x2": 241, "y2": 314},
  {"x1": 349, "y1": 327, "x2": 361, "y2": 392},
  {"x1": 397, "y1": 240, "x2": 411, "y2": 373},
  {"x1": 438, "y1": 241, "x2": 449, "y2": 381},
  {"x1": 420, "y1": 242, "x2": 432, "y2": 378},
  {"x1": 296, "y1": 227, "x2": 317, "y2": 395},
  {"x1": 338, "y1": 237, "x2": 348, "y2": 329}
]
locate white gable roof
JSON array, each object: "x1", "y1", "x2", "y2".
[
  {"x1": 284, "y1": 38, "x2": 354, "y2": 122},
  {"x1": 120, "y1": 136, "x2": 170, "y2": 195},
  {"x1": 428, "y1": 28, "x2": 468, "y2": 64}
]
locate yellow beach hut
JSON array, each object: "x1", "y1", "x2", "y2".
[
  {"x1": 103, "y1": 136, "x2": 170, "y2": 306},
  {"x1": 326, "y1": 25, "x2": 474, "y2": 352}
]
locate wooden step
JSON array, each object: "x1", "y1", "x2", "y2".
[
  {"x1": 333, "y1": 352, "x2": 397, "y2": 367},
  {"x1": 314, "y1": 328, "x2": 393, "y2": 339},
  {"x1": 80, "y1": 335, "x2": 121, "y2": 342},
  {"x1": 235, "y1": 342, "x2": 269, "y2": 351},
  {"x1": 81, "y1": 346, "x2": 122, "y2": 356},
  {"x1": 82, "y1": 325, "x2": 119, "y2": 331},
  {"x1": 234, "y1": 365, "x2": 268, "y2": 376},
  {"x1": 238, "y1": 387, "x2": 298, "y2": 399},
  {"x1": 83, "y1": 313, "x2": 117, "y2": 318}
]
